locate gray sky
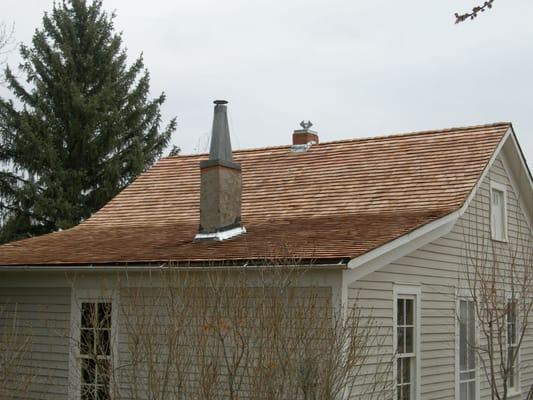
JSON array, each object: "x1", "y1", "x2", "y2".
[{"x1": 1, "y1": 0, "x2": 532, "y2": 166}]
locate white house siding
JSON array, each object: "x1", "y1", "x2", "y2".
[
  {"x1": 0, "y1": 286, "x2": 71, "y2": 399},
  {"x1": 348, "y1": 155, "x2": 533, "y2": 400}
]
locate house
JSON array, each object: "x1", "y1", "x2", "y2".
[{"x1": 0, "y1": 100, "x2": 531, "y2": 400}]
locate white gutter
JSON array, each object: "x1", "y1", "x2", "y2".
[{"x1": 0, "y1": 262, "x2": 347, "y2": 272}]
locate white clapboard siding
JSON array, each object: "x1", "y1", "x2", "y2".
[{"x1": 0, "y1": 287, "x2": 71, "y2": 399}]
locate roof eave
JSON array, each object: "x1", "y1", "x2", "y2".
[{"x1": 0, "y1": 259, "x2": 349, "y2": 272}]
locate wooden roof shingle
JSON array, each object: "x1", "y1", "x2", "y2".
[{"x1": 0, "y1": 123, "x2": 510, "y2": 266}]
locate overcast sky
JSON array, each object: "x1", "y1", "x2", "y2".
[{"x1": 1, "y1": 0, "x2": 532, "y2": 166}]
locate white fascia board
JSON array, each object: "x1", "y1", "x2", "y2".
[
  {"x1": 500, "y1": 131, "x2": 533, "y2": 229},
  {"x1": 342, "y1": 127, "x2": 513, "y2": 293}
]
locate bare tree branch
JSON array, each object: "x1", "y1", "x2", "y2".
[
  {"x1": 459, "y1": 187, "x2": 533, "y2": 400},
  {"x1": 0, "y1": 22, "x2": 15, "y2": 85},
  {"x1": 455, "y1": 0, "x2": 495, "y2": 24}
]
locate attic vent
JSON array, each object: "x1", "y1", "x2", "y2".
[{"x1": 291, "y1": 120, "x2": 318, "y2": 152}]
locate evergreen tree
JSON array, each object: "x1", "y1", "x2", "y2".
[{"x1": 0, "y1": 0, "x2": 176, "y2": 243}]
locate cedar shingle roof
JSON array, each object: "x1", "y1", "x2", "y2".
[{"x1": 0, "y1": 123, "x2": 510, "y2": 266}]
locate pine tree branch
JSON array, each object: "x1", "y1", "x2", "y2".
[
  {"x1": 0, "y1": 201, "x2": 23, "y2": 214},
  {"x1": 455, "y1": 0, "x2": 495, "y2": 24},
  {"x1": 0, "y1": 172, "x2": 44, "y2": 192}
]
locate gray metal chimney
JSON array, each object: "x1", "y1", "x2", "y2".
[{"x1": 195, "y1": 100, "x2": 245, "y2": 241}]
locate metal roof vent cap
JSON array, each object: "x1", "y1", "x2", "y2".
[{"x1": 292, "y1": 120, "x2": 318, "y2": 152}]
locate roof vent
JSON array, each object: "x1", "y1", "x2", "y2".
[
  {"x1": 195, "y1": 100, "x2": 246, "y2": 241},
  {"x1": 292, "y1": 120, "x2": 318, "y2": 152}
]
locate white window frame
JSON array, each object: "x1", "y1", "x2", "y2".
[
  {"x1": 68, "y1": 288, "x2": 119, "y2": 400},
  {"x1": 393, "y1": 285, "x2": 421, "y2": 400},
  {"x1": 505, "y1": 293, "x2": 521, "y2": 396},
  {"x1": 490, "y1": 181, "x2": 508, "y2": 242},
  {"x1": 455, "y1": 290, "x2": 480, "y2": 400}
]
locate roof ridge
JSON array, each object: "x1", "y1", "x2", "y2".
[{"x1": 167, "y1": 122, "x2": 511, "y2": 159}]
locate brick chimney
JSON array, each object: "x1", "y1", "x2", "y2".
[
  {"x1": 195, "y1": 100, "x2": 245, "y2": 241},
  {"x1": 292, "y1": 120, "x2": 318, "y2": 151}
]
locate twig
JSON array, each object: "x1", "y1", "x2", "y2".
[{"x1": 455, "y1": 0, "x2": 495, "y2": 24}]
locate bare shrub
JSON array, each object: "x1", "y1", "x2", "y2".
[{"x1": 65, "y1": 264, "x2": 393, "y2": 399}]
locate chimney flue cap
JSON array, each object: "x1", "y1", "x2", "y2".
[{"x1": 214, "y1": 100, "x2": 228, "y2": 105}]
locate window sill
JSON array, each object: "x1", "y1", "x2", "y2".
[
  {"x1": 490, "y1": 236, "x2": 508, "y2": 243},
  {"x1": 507, "y1": 390, "x2": 521, "y2": 399}
]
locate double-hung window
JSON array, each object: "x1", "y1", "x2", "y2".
[
  {"x1": 458, "y1": 299, "x2": 477, "y2": 400},
  {"x1": 507, "y1": 299, "x2": 520, "y2": 393},
  {"x1": 394, "y1": 287, "x2": 420, "y2": 400},
  {"x1": 70, "y1": 292, "x2": 116, "y2": 400},
  {"x1": 490, "y1": 182, "x2": 507, "y2": 242},
  {"x1": 80, "y1": 301, "x2": 112, "y2": 400}
]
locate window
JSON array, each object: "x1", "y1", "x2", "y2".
[
  {"x1": 394, "y1": 287, "x2": 420, "y2": 400},
  {"x1": 490, "y1": 182, "x2": 507, "y2": 241},
  {"x1": 458, "y1": 299, "x2": 476, "y2": 400},
  {"x1": 80, "y1": 302, "x2": 112, "y2": 400},
  {"x1": 507, "y1": 300, "x2": 519, "y2": 392}
]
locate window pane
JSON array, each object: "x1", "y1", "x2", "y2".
[
  {"x1": 402, "y1": 357, "x2": 411, "y2": 384},
  {"x1": 97, "y1": 329, "x2": 111, "y2": 356},
  {"x1": 397, "y1": 357, "x2": 403, "y2": 385},
  {"x1": 460, "y1": 382, "x2": 467, "y2": 400},
  {"x1": 507, "y1": 321, "x2": 513, "y2": 346},
  {"x1": 405, "y1": 299, "x2": 414, "y2": 325},
  {"x1": 467, "y1": 302, "x2": 476, "y2": 370},
  {"x1": 97, "y1": 359, "x2": 110, "y2": 385},
  {"x1": 98, "y1": 303, "x2": 112, "y2": 329},
  {"x1": 460, "y1": 300, "x2": 467, "y2": 323},
  {"x1": 397, "y1": 327, "x2": 405, "y2": 354},
  {"x1": 468, "y1": 381, "x2": 476, "y2": 400},
  {"x1": 459, "y1": 301, "x2": 467, "y2": 370},
  {"x1": 96, "y1": 384, "x2": 110, "y2": 400},
  {"x1": 508, "y1": 302, "x2": 517, "y2": 344},
  {"x1": 401, "y1": 384, "x2": 410, "y2": 400},
  {"x1": 81, "y1": 384, "x2": 95, "y2": 400},
  {"x1": 508, "y1": 347, "x2": 515, "y2": 387},
  {"x1": 398, "y1": 299, "x2": 405, "y2": 326},
  {"x1": 405, "y1": 327, "x2": 414, "y2": 354},
  {"x1": 82, "y1": 303, "x2": 96, "y2": 328},
  {"x1": 492, "y1": 188, "x2": 505, "y2": 240},
  {"x1": 492, "y1": 189, "x2": 500, "y2": 205},
  {"x1": 80, "y1": 329, "x2": 94, "y2": 356},
  {"x1": 82, "y1": 358, "x2": 96, "y2": 384}
]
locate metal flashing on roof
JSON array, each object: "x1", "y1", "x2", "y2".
[
  {"x1": 194, "y1": 225, "x2": 246, "y2": 241},
  {"x1": 291, "y1": 143, "x2": 313, "y2": 153}
]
